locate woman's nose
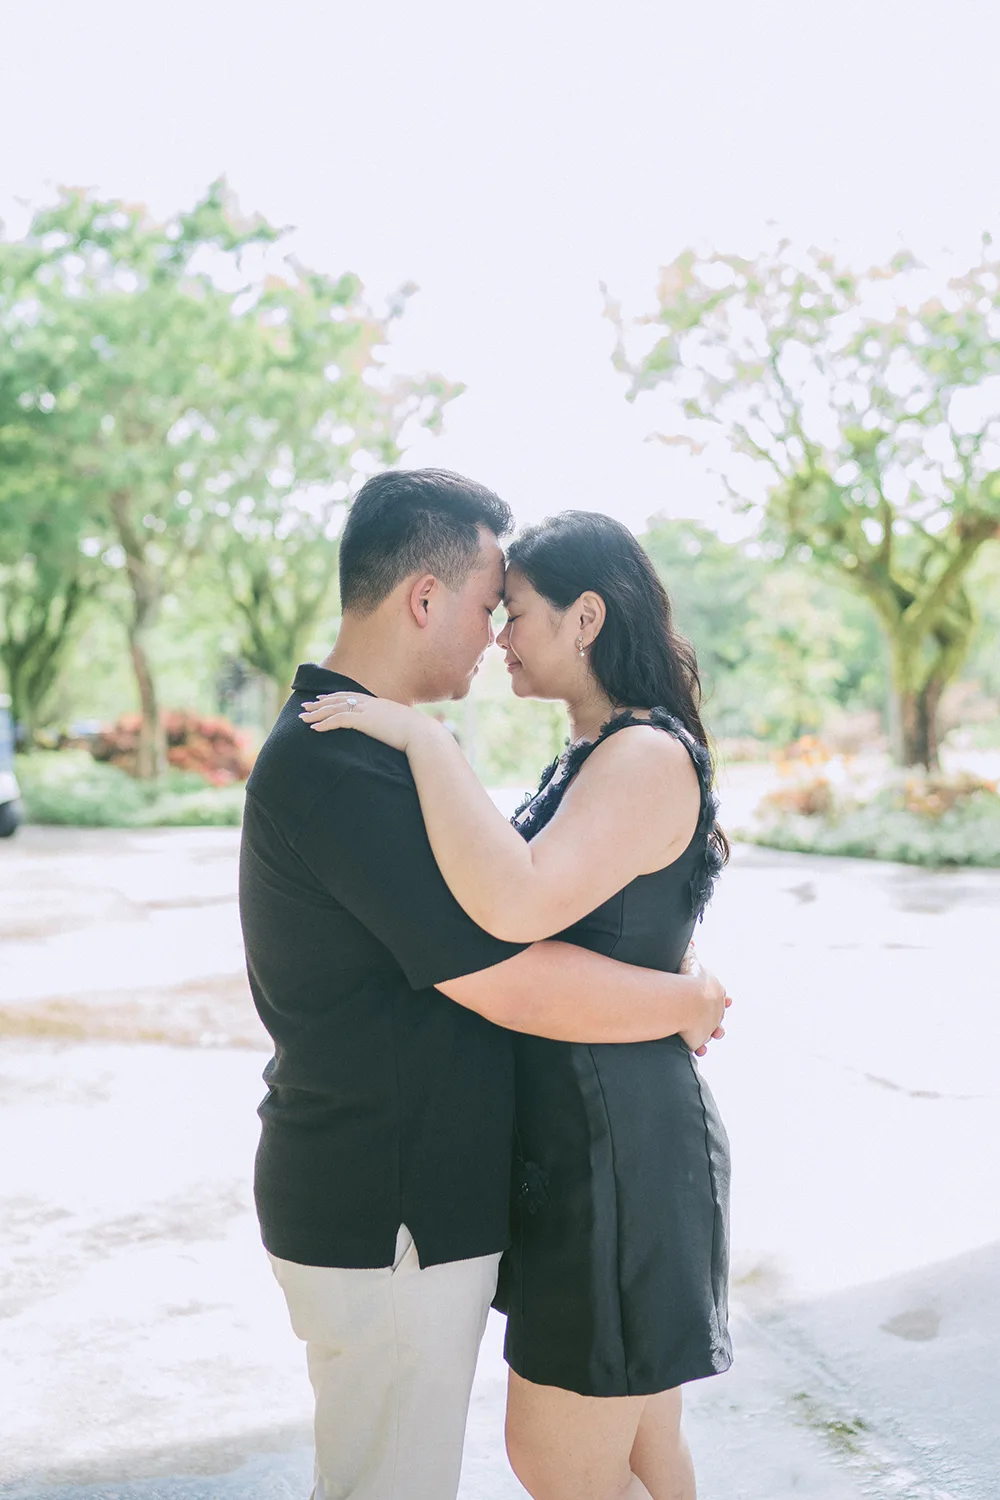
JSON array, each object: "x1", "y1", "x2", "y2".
[{"x1": 497, "y1": 621, "x2": 510, "y2": 648}]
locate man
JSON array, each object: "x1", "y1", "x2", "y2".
[{"x1": 238, "y1": 468, "x2": 726, "y2": 1500}]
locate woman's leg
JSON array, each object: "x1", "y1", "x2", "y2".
[
  {"x1": 505, "y1": 1369, "x2": 655, "y2": 1500},
  {"x1": 630, "y1": 1388, "x2": 696, "y2": 1500}
]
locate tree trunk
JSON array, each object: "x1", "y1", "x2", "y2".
[
  {"x1": 128, "y1": 620, "x2": 163, "y2": 779},
  {"x1": 109, "y1": 492, "x2": 164, "y2": 780},
  {"x1": 850, "y1": 517, "x2": 993, "y2": 773},
  {"x1": 3, "y1": 655, "x2": 36, "y2": 750},
  {"x1": 0, "y1": 575, "x2": 88, "y2": 750},
  {"x1": 887, "y1": 624, "x2": 971, "y2": 770},
  {"x1": 894, "y1": 680, "x2": 943, "y2": 770}
]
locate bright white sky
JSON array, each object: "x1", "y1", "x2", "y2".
[{"x1": 3, "y1": 0, "x2": 998, "y2": 538}]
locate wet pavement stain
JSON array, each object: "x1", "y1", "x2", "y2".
[{"x1": 881, "y1": 1308, "x2": 942, "y2": 1342}]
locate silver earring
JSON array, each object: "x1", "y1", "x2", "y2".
[{"x1": 576, "y1": 635, "x2": 586, "y2": 657}]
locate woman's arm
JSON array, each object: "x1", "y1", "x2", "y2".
[
  {"x1": 438, "y1": 939, "x2": 730, "y2": 1052},
  {"x1": 301, "y1": 693, "x2": 702, "y2": 943}
]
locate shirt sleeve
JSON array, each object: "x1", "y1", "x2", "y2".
[{"x1": 294, "y1": 759, "x2": 529, "y2": 991}]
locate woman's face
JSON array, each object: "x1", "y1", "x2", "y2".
[{"x1": 496, "y1": 567, "x2": 581, "y2": 700}]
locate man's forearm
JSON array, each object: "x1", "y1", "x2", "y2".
[{"x1": 436, "y1": 940, "x2": 695, "y2": 1043}]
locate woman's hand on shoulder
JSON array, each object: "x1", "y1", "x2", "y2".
[{"x1": 299, "y1": 693, "x2": 439, "y2": 754}]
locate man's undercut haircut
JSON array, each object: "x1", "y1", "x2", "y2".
[{"x1": 339, "y1": 469, "x2": 514, "y2": 616}]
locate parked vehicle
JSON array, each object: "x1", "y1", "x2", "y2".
[{"x1": 0, "y1": 695, "x2": 22, "y2": 837}]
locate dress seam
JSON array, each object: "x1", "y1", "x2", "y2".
[
  {"x1": 604, "y1": 888, "x2": 626, "y2": 959},
  {"x1": 687, "y1": 1049, "x2": 725, "y2": 1346},
  {"x1": 589, "y1": 1049, "x2": 631, "y2": 1394}
]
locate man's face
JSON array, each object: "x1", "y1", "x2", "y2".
[{"x1": 421, "y1": 529, "x2": 505, "y2": 702}]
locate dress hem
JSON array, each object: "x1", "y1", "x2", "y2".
[{"x1": 503, "y1": 1346, "x2": 734, "y2": 1399}]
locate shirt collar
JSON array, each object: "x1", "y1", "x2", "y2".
[{"x1": 290, "y1": 664, "x2": 375, "y2": 698}]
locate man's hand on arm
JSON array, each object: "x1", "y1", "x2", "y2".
[{"x1": 436, "y1": 940, "x2": 731, "y2": 1050}]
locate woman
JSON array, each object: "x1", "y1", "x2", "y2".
[{"x1": 301, "y1": 511, "x2": 732, "y2": 1500}]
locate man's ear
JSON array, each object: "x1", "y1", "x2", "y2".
[{"x1": 408, "y1": 574, "x2": 438, "y2": 628}]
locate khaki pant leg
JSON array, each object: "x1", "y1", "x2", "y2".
[{"x1": 269, "y1": 1228, "x2": 499, "y2": 1500}]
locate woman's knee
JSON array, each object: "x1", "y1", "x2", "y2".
[
  {"x1": 505, "y1": 1400, "x2": 639, "y2": 1500},
  {"x1": 504, "y1": 1423, "x2": 543, "y2": 1495},
  {"x1": 507, "y1": 1449, "x2": 634, "y2": 1500},
  {"x1": 504, "y1": 1411, "x2": 554, "y2": 1497}
]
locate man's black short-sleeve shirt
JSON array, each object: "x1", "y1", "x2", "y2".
[{"x1": 239, "y1": 665, "x2": 527, "y2": 1269}]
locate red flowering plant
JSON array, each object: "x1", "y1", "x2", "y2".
[{"x1": 91, "y1": 712, "x2": 255, "y2": 784}]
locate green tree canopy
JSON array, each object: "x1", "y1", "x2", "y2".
[
  {"x1": 641, "y1": 517, "x2": 884, "y2": 745},
  {"x1": 1, "y1": 182, "x2": 279, "y2": 772},
  {"x1": 0, "y1": 181, "x2": 457, "y2": 771},
  {"x1": 0, "y1": 240, "x2": 105, "y2": 737},
  {"x1": 610, "y1": 241, "x2": 1000, "y2": 767},
  {"x1": 208, "y1": 269, "x2": 458, "y2": 713},
  {"x1": 0, "y1": 488, "x2": 100, "y2": 741}
]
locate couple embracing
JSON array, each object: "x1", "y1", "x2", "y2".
[{"x1": 238, "y1": 468, "x2": 733, "y2": 1500}]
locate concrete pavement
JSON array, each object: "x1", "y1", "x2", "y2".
[{"x1": 1, "y1": 819, "x2": 998, "y2": 1499}]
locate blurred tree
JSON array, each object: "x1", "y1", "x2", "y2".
[
  {"x1": 0, "y1": 182, "x2": 457, "y2": 771},
  {"x1": 207, "y1": 268, "x2": 458, "y2": 717},
  {"x1": 2, "y1": 182, "x2": 278, "y2": 774},
  {"x1": 640, "y1": 518, "x2": 757, "y2": 686},
  {"x1": 640, "y1": 517, "x2": 884, "y2": 744},
  {"x1": 955, "y1": 544, "x2": 1000, "y2": 733},
  {"x1": 0, "y1": 241, "x2": 102, "y2": 738},
  {"x1": 610, "y1": 242, "x2": 1000, "y2": 767},
  {"x1": 0, "y1": 493, "x2": 100, "y2": 743},
  {"x1": 739, "y1": 568, "x2": 871, "y2": 744}
]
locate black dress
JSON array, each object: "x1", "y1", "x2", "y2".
[{"x1": 496, "y1": 708, "x2": 732, "y2": 1397}]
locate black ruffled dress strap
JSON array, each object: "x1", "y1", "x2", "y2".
[{"x1": 512, "y1": 708, "x2": 723, "y2": 920}]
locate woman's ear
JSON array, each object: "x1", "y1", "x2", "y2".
[
  {"x1": 408, "y1": 574, "x2": 438, "y2": 627},
  {"x1": 578, "y1": 591, "x2": 606, "y2": 646}
]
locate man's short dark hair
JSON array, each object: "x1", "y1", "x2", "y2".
[{"x1": 339, "y1": 469, "x2": 514, "y2": 615}]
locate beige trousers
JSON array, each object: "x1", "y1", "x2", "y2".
[{"x1": 268, "y1": 1227, "x2": 500, "y2": 1500}]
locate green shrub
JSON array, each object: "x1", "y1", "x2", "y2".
[
  {"x1": 16, "y1": 751, "x2": 244, "y2": 828},
  {"x1": 751, "y1": 784, "x2": 1000, "y2": 867},
  {"x1": 131, "y1": 783, "x2": 245, "y2": 827}
]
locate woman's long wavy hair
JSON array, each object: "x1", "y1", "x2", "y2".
[{"x1": 506, "y1": 510, "x2": 729, "y2": 864}]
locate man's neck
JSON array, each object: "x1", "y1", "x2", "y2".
[{"x1": 321, "y1": 625, "x2": 421, "y2": 707}]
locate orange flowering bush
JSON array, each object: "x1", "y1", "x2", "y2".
[
  {"x1": 759, "y1": 776, "x2": 835, "y2": 818},
  {"x1": 751, "y1": 758, "x2": 1000, "y2": 866},
  {"x1": 757, "y1": 735, "x2": 838, "y2": 818},
  {"x1": 91, "y1": 711, "x2": 255, "y2": 784},
  {"x1": 772, "y1": 734, "x2": 834, "y2": 771},
  {"x1": 894, "y1": 771, "x2": 998, "y2": 819}
]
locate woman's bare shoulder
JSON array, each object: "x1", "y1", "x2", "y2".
[
  {"x1": 554, "y1": 720, "x2": 701, "y2": 841},
  {"x1": 580, "y1": 719, "x2": 699, "y2": 787}
]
